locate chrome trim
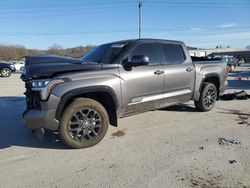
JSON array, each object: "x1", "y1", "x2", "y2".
[{"x1": 129, "y1": 89, "x2": 191, "y2": 105}]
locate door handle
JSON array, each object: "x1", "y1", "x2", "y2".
[
  {"x1": 186, "y1": 67, "x2": 194, "y2": 72},
  {"x1": 154, "y1": 70, "x2": 164, "y2": 75}
]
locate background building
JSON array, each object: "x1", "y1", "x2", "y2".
[{"x1": 188, "y1": 47, "x2": 250, "y2": 62}]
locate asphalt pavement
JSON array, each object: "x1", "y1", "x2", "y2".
[{"x1": 0, "y1": 63, "x2": 249, "y2": 188}]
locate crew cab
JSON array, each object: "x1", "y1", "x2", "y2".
[{"x1": 21, "y1": 39, "x2": 228, "y2": 149}]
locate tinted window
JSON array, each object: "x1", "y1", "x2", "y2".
[
  {"x1": 130, "y1": 43, "x2": 159, "y2": 65},
  {"x1": 162, "y1": 44, "x2": 186, "y2": 64}
]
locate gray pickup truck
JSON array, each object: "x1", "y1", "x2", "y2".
[{"x1": 21, "y1": 39, "x2": 227, "y2": 149}]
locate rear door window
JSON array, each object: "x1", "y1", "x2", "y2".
[{"x1": 162, "y1": 44, "x2": 186, "y2": 64}]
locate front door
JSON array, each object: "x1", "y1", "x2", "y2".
[{"x1": 119, "y1": 42, "x2": 165, "y2": 116}]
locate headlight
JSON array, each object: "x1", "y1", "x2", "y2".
[
  {"x1": 31, "y1": 79, "x2": 65, "y2": 100},
  {"x1": 31, "y1": 80, "x2": 51, "y2": 88}
]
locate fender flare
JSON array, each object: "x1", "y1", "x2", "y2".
[
  {"x1": 199, "y1": 73, "x2": 220, "y2": 92},
  {"x1": 55, "y1": 86, "x2": 119, "y2": 120}
]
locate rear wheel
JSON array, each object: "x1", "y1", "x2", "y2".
[
  {"x1": 194, "y1": 82, "x2": 217, "y2": 112},
  {"x1": 59, "y1": 98, "x2": 109, "y2": 149},
  {"x1": 1, "y1": 68, "x2": 12, "y2": 77}
]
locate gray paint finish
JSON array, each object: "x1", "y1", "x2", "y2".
[{"x1": 22, "y1": 39, "x2": 228, "y2": 130}]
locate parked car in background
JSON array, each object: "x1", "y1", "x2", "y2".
[
  {"x1": 10, "y1": 61, "x2": 25, "y2": 71},
  {"x1": 244, "y1": 57, "x2": 250, "y2": 63},
  {"x1": 235, "y1": 57, "x2": 241, "y2": 66},
  {"x1": 0, "y1": 61, "x2": 16, "y2": 77},
  {"x1": 239, "y1": 58, "x2": 245, "y2": 64},
  {"x1": 222, "y1": 56, "x2": 237, "y2": 71}
]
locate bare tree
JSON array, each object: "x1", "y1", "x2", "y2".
[
  {"x1": 48, "y1": 44, "x2": 64, "y2": 55},
  {"x1": 0, "y1": 44, "x2": 94, "y2": 61}
]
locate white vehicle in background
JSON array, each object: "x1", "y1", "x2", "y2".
[{"x1": 11, "y1": 61, "x2": 25, "y2": 71}]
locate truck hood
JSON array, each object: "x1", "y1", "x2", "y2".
[{"x1": 21, "y1": 54, "x2": 105, "y2": 81}]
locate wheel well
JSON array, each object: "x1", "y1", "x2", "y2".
[
  {"x1": 59, "y1": 91, "x2": 118, "y2": 127},
  {"x1": 203, "y1": 76, "x2": 220, "y2": 99},
  {"x1": 1, "y1": 67, "x2": 11, "y2": 71}
]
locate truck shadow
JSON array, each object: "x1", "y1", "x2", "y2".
[
  {"x1": 160, "y1": 104, "x2": 197, "y2": 112},
  {"x1": 0, "y1": 97, "x2": 66, "y2": 150}
]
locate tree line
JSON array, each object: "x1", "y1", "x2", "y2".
[
  {"x1": 1, "y1": 43, "x2": 249, "y2": 62},
  {"x1": 0, "y1": 44, "x2": 95, "y2": 61}
]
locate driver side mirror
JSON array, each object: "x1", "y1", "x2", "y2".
[{"x1": 124, "y1": 55, "x2": 149, "y2": 67}]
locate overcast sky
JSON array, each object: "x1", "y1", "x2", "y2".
[{"x1": 0, "y1": 0, "x2": 250, "y2": 49}]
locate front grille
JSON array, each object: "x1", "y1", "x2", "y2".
[{"x1": 25, "y1": 82, "x2": 41, "y2": 110}]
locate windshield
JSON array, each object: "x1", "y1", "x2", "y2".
[{"x1": 80, "y1": 43, "x2": 127, "y2": 64}]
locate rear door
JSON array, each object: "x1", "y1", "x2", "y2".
[
  {"x1": 119, "y1": 42, "x2": 165, "y2": 116},
  {"x1": 160, "y1": 42, "x2": 195, "y2": 103}
]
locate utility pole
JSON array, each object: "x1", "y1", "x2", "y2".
[{"x1": 138, "y1": 0, "x2": 142, "y2": 38}]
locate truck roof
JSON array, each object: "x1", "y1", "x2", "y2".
[{"x1": 109, "y1": 38, "x2": 185, "y2": 45}]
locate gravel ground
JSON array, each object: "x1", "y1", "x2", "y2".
[{"x1": 0, "y1": 64, "x2": 249, "y2": 188}]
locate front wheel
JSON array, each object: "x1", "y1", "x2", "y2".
[
  {"x1": 1, "y1": 68, "x2": 12, "y2": 77},
  {"x1": 194, "y1": 82, "x2": 217, "y2": 112},
  {"x1": 59, "y1": 98, "x2": 109, "y2": 149}
]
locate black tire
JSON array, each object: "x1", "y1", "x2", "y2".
[
  {"x1": 194, "y1": 82, "x2": 217, "y2": 112},
  {"x1": 59, "y1": 98, "x2": 109, "y2": 149},
  {"x1": 1, "y1": 68, "x2": 12, "y2": 77},
  {"x1": 20, "y1": 67, "x2": 24, "y2": 71}
]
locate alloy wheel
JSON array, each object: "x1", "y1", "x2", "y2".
[
  {"x1": 68, "y1": 108, "x2": 102, "y2": 142},
  {"x1": 204, "y1": 87, "x2": 216, "y2": 108},
  {"x1": 2, "y1": 69, "x2": 11, "y2": 77}
]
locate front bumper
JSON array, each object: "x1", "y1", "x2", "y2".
[
  {"x1": 23, "y1": 109, "x2": 59, "y2": 130},
  {"x1": 23, "y1": 94, "x2": 60, "y2": 130}
]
